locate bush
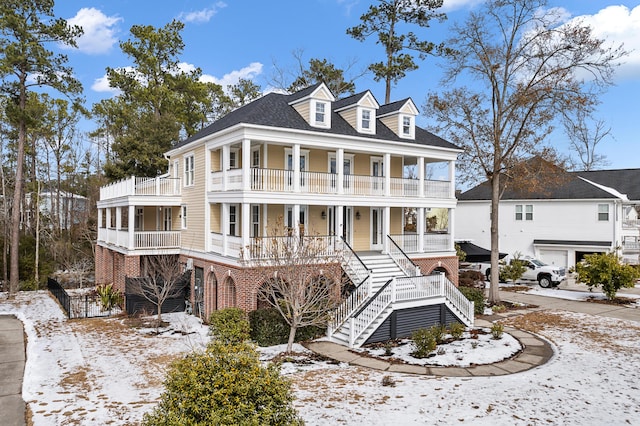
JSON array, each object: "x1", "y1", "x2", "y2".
[
  {"x1": 458, "y1": 286, "x2": 485, "y2": 314},
  {"x1": 412, "y1": 328, "x2": 437, "y2": 358},
  {"x1": 249, "y1": 308, "x2": 324, "y2": 347},
  {"x1": 491, "y1": 322, "x2": 504, "y2": 340},
  {"x1": 209, "y1": 308, "x2": 250, "y2": 344},
  {"x1": 95, "y1": 284, "x2": 123, "y2": 311},
  {"x1": 249, "y1": 308, "x2": 290, "y2": 346},
  {"x1": 574, "y1": 252, "x2": 640, "y2": 300},
  {"x1": 429, "y1": 323, "x2": 447, "y2": 344},
  {"x1": 449, "y1": 322, "x2": 466, "y2": 339},
  {"x1": 143, "y1": 341, "x2": 303, "y2": 426}
]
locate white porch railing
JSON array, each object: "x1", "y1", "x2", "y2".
[
  {"x1": 210, "y1": 232, "x2": 242, "y2": 257},
  {"x1": 98, "y1": 228, "x2": 180, "y2": 250},
  {"x1": 134, "y1": 231, "x2": 181, "y2": 249},
  {"x1": 623, "y1": 240, "x2": 640, "y2": 251},
  {"x1": 623, "y1": 219, "x2": 640, "y2": 229},
  {"x1": 424, "y1": 233, "x2": 451, "y2": 251},
  {"x1": 100, "y1": 175, "x2": 181, "y2": 200},
  {"x1": 387, "y1": 235, "x2": 420, "y2": 277},
  {"x1": 209, "y1": 168, "x2": 451, "y2": 199},
  {"x1": 345, "y1": 274, "x2": 474, "y2": 347},
  {"x1": 241, "y1": 235, "x2": 341, "y2": 261}
]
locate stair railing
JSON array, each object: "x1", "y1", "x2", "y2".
[
  {"x1": 339, "y1": 236, "x2": 371, "y2": 284},
  {"x1": 387, "y1": 235, "x2": 420, "y2": 277},
  {"x1": 348, "y1": 278, "x2": 395, "y2": 347}
]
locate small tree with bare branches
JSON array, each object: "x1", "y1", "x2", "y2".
[
  {"x1": 127, "y1": 255, "x2": 188, "y2": 326},
  {"x1": 252, "y1": 222, "x2": 344, "y2": 353}
]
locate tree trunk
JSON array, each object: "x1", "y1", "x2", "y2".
[
  {"x1": 488, "y1": 173, "x2": 501, "y2": 304},
  {"x1": 9, "y1": 81, "x2": 27, "y2": 296},
  {"x1": 286, "y1": 324, "x2": 297, "y2": 353}
]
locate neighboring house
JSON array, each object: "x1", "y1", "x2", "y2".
[
  {"x1": 456, "y1": 167, "x2": 640, "y2": 268},
  {"x1": 95, "y1": 83, "x2": 473, "y2": 347},
  {"x1": 23, "y1": 190, "x2": 89, "y2": 230}
]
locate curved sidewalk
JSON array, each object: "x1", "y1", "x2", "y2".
[
  {"x1": 306, "y1": 324, "x2": 554, "y2": 377},
  {"x1": 0, "y1": 315, "x2": 26, "y2": 426},
  {"x1": 307, "y1": 290, "x2": 640, "y2": 376}
]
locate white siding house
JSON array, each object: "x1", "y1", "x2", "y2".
[{"x1": 456, "y1": 168, "x2": 640, "y2": 268}]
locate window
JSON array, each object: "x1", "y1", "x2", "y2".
[
  {"x1": 135, "y1": 208, "x2": 143, "y2": 231},
  {"x1": 228, "y1": 205, "x2": 237, "y2": 236},
  {"x1": 181, "y1": 205, "x2": 187, "y2": 229},
  {"x1": 251, "y1": 205, "x2": 260, "y2": 238},
  {"x1": 251, "y1": 147, "x2": 260, "y2": 168},
  {"x1": 229, "y1": 149, "x2": 238, "y2": 169},
  {"x1": 315, "y1": 102, "x2": 326, "y2": 124},
  {"x1": 516, "y1": 204, "x2": 534, "y2": 221},
  {"x1": 362, "y1": 109, "x2": 371, "y2": 129},
  {"x1": 525, "y1": 204, "x2": 533, "y2": 221},
  {"x1": 598, "y1": 204, "x2": 609, "y2": 221},
  {"x1": 402, "y1": 116, "x2": 412, "y2": 136},
  {"x1": 184, "y1": 155, "x2": 194, "y2": 186}
]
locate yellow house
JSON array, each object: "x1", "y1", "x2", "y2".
[{"x1": 96, "y1": 83, "x2": 473, "y2": 348}]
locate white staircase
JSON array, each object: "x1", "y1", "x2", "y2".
[
  {"x1": 358, "y1": 253, "x2": 404, "y2": 291},
  {"x1": 329, "y1": 251, "x2": 475, "y2": 348}
]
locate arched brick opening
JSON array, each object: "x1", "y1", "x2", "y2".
[
  {"x1": 221, "y1": 276, "x2": 237, "y2": 308},
  {"x1": 205, "y1": 271, "x2": 218, "y2": 319}
]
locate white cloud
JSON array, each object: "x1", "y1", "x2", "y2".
[
  {"x1": 178, "y1": 2, "x2": 227, "y2": 24},
  {"x1": 441, "y1": 0, "x2": 484, "y2": 12},
  {"x1": 64, "y1": 8, "x2": 121, "y2": 55},
  {"x1": 568, "y1": 5, "x2": 640, "y2": 79},
  {"x1": 200, "y1": 62, "x2": 264, "y2": 87},
  {"x1": 91, "y1": 74, "x2": 119, "y2": 94}
]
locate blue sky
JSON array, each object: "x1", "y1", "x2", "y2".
[{"x1": 52, "y1": 0, "x2": 640, "y2": 170}]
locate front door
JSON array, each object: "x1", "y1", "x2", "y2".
[
  {"x1": 371, "y1": 208, "x2": 383, "y2": 250},
  {"x1": 343, "y1": 206, "x2": 353, "y2": 246},
  {"x1": 285, "y1": 206, "x2": 307, "y2": 236}
]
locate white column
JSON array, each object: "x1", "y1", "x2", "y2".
[
  {"x1": 337, "y1": 148, "x2": 344, "y2": 195},
  {"x1": 449, "y1": 160, "x2": 456, "y2": 198},
  {"x1": 242, "y1": 138, "x2": 251, "y2": 191},
  {"x1": 106, "y1": 208, "x2": 112, "y2": 229},
  {"x1": 97, "y1": 208, "x2": 103, "y2": 230},
  {"x1": 383, "y1": 206, "x2": 390, "y2": 253},
  {"x1": 448, "y1": 208, "x2": 455, "y2": 251},
  {"x1": 418, "y1": 157, "x2": 425, "y2": 198},
  {"x1": 262, "y1": 203, "x2": 268, "y2": 238},
  {"x1": 222, "y1": 203, "x2": 228, "y2": 256},
  {"x1": 241, "y1": 203, "x2": 250, "y2": 249},
  {"x1": 417, "y1": 207, "x2": 425, "y2": 253},
  {"x1": 337, "y1": 205, "x2": 344, "y2": 241},
  {"x1": 293, "y1": 204, "x2": 300, "y2": 237},
  {"x1": 384, "y1": 153, "x2": 391, "y2": 197},
  {"x1": 222, "y1": 144, "x2": 230, "y2": 191},
  {"x1": 128, "y1": 205, "x2": 135, "y2": 249},
  {"x1": 293, "y1": 143, "x2": 300, "y2": 192}
]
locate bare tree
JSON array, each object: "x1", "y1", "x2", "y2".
[
  {"x1": 563, "y1": 110, "x2": 612, "y2": 171},
  {"x1": 252, "y1": 222, "x2": 344, "y2": 353},
  {"x1": 424, "y1": 0, "x2": 626, "y2": 304},
  {"x1": 128, "y1": 255, "x2": 188, "y2": 326}
]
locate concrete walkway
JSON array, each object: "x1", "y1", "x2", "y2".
[
  {"x1": 306, "y1": 289, "x2": 640, "y2": 376},
  {"x1": 0, "y1": 315, "x2": 26, "y2": 426}
]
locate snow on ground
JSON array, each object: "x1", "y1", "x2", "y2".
[{"x1": 2, "y1": 289, "x2": 640, "y2": 425}]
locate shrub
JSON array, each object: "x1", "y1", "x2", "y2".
[
  {"x1": 574, "y1": 251, "x2": 640, "y2": 300},
  {"x1": 429, "y1": 323, "x2": 447, "y2": 344},
  {"x1": 249, "y1": 308, "x2": 324, "y2": 347},
  {"x1": 95, "y1": 284, "x2": 123, "y2": 311},
  {"x1": 449, "y1": 322, "x2": 465, "y2": 339},
  {"x1": 491, "y1": 322, "x2": 504, "y2": 340},
  {"x1": 458, "y1": 286, "x2": 485, "y2": 314},
  {"x1": 209, "y1": 308, "x2": 250, "y2": 344},
  {"x1": 412, "y1": 328, "x2": 437, "y2": 358},
  {"x1": 142, "y1": 341, "x2": 303, "y2": 426}
]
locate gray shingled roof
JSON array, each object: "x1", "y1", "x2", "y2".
[
  {"x1": 172, "y1": 90, "x2": 458, "y2": 151},
  {"x1": 459, "y1": 168, "x2": 640, "y2": 201}
]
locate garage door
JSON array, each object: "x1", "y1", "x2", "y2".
[{"x1": 539, "y1": 249, "x2": 568, "y2": 269}]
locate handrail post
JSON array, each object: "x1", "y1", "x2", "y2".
[
  {"x1": 349, "y1": 317, "x2": 355, "y2": 348},
  {"x1": 391, "y1": 277, "x2": 396, "y2": 303}
]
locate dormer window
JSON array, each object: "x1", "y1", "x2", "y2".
[
  {"x1": 315, "y1": 101, "x2": 327, "y2": 126},
  {"x1": 362, "y1": 110, "x2": 371, "y2": 129},
  {"x1": 402, "y1": 116, "x2": 412, "y2": 136}
]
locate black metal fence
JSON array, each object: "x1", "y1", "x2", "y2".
[
  {"x1": 47, "y1": 278, "x2": 123, "y2": 319},
  {"x1": 124, "y1": 272, "x2": 190, "y2": 316}
]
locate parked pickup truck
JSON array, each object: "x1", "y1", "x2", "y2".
[{"x1": 485, "y1": 257, "x2": 567, "y2": 288}]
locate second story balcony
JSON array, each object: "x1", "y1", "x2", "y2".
[
  {"x1": 100, "y1": 175, "x2": 181, "y2": 201},
  {"x1": 210, "y1": 168, "x2": 452, "y2": 199}
]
